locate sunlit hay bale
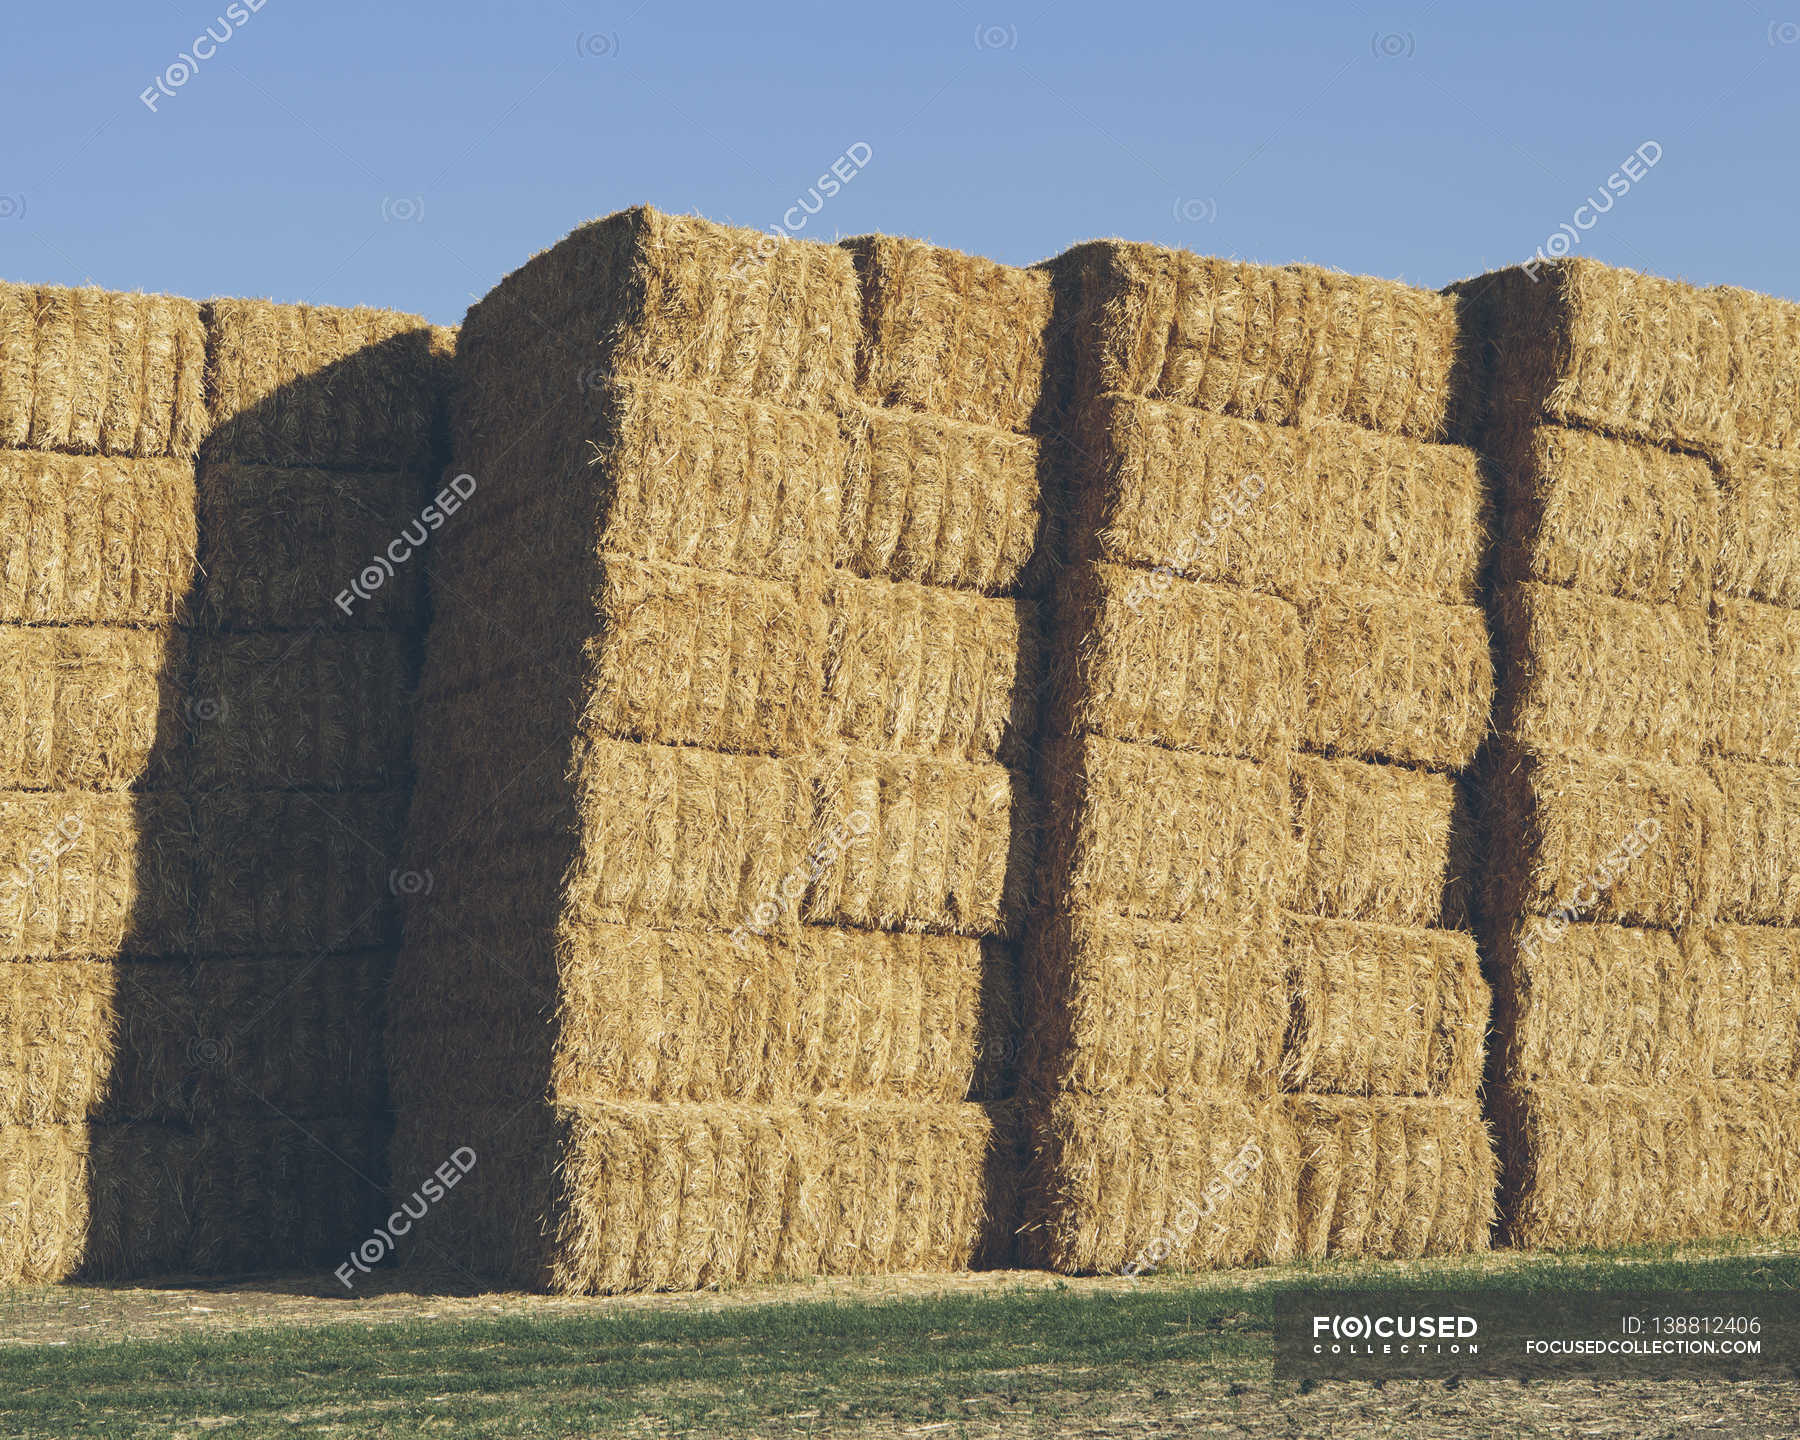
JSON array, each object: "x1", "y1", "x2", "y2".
[
  {"x1": 1708, "y1": 758, "x2": 1800, "y2": 926},
  {"x1": 1289, "y1": 754, "x2": 1459, "y2": 927},
  {"x1": 1074, "y1": 397, "x2": 1485, "y2": 604},
  {"x1": 1281, "y1": 916, "x2": 1487, "y2": 1100},
  {"x1": 1493, "y1": 582, "x2": 1713, "y2": 765},
  {"x1": 806, "y1": 747, "x2": 1032, "y2": 939},
  {"x1": 0, "y1": 1122, "x2": 96, "y2": 1282},
  {"x1": 842, "y1": 234, "x2": 1060, "y2": 436},
  {"x1": 1716, "y1": 445, "x2": 1800, "y2": 609},
  {"x1": 1038, "y1": 735, "x2": 1297, "y2": 925},
  {"x1": 0, "y1": 959, "x2": 116, "y2": 1126},
  {"x1": 1287, "y1": 1095, "x2": 1494, "y2": 1259},
  {"x1": 0, "y1": 283, "x2": 207, "y2": 458},
  {"x1": 1023, "y1": 1091, "x2": 1299, "y2": 1275},
  {"x1": 1049, "y1": 564, "x2": 1302, "y2": 762},
  {"x1": 1696, "y1": 924, "x2": 1800, "y2": 1083},
  {"x1": 0, "y1": 626, "x2": 184, "y2": 790},
  {"x1": 1710, "y1": 596, "x2": 1800, "y2": 768},
  {"x1": 1055, "y1": 242, "x2": 1467, "y2": 438},
  {"x1": 837, "y1": 404, "x2": 1046, "y2": 594},
  {"x1": 1717, "y1": 1087, "x2": 1800, "y2": 1237},
  {"x1": 1021, "y1": 906, "x2": 1287, "y2": 1099},
  {"x1": 1300, "y1": 588, "x2": 1492, "y2": 770},
  {"x1": 1484, "y1": 748, "x2": 1725, "y2": 930},
  {"x1": 821, "y1": 576, "x2": 1044, "y2": 765}
]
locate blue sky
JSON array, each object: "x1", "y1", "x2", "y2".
[{"x1": 3, "y1": 0, "x2": 1795, "y2": 324}]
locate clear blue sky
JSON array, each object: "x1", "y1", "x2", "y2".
[{"x1": 4, "y1": 0, "x2": 1795, "y2": 325}]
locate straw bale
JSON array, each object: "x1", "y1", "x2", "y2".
[
  {"x1": 0, "y1": 1121, "x2": 94, "y2": 1283},
  {"x1": 0, "y1": 626, "x2": 184, "y2": 790},
  {"x1": 1058, "y1": 242, "x2": 1464, "y2": 437},
  {"x1": 203, "y1": 299, "x2": 444, "y2": 468},
  {"x1": 1485, "y1": 748, "x2": 1725, "y2": 929},
  {"x1": 1290, "y1": 754, "x2": 1460, "y2": 927},
  {"x1": 1493, "y1": 582, "x2": 1712, "y2": 765},
  {"x1": 1053, "y1": 565, "x2": 1302, "y2": 761},
  {"x1": 1077, "y1": 396, "x2": 1484, "y2": 603},
  {"x1": 1710, "y1": 596, "x2": 1800, "y2": 767},
  {"x1": 1282, "y1": 917, "x2": 1487, "y2": 1100},
  {"x1": 1287, "y1": 1095, "x2": 1494, "y2": 1258},
  {"x1": 0, "y1": 450, "x2": 197, "y2": 624},
  {"x1": 837, "y1": 403, "x2": 1046, "y2": 594},
  {"x1": 970, "y1": 941, "x2": 1021, "y2": 1103},
  {"x1": 1300, "y1": 589, "x2": 1491, "y2": 769},
  {"x1": 806, "y1": 748, "x2": 1031, "y2": 939},
  {"x1": 1696, "y1": 924, "x2": 1800, "y2": 1083},
  {"x1": 1488, "y1": 422, "x2": 1718, "y2": 605},
  {"x1": 1039, "y1": 735, "x2": 1297, "y2": 923},
  {"x1": 0, "y1": 959, "x2": 115, "y2": 1126},
  {"x1": 822, "y1": 577, "x2": 1043, "y2": 765},
  {"x1": 1025, "y1": 1091, "x2": 1298, "y2": 1274},
  {"x1": 844, "y1": 235, "x2": 1059, "y2": 435},
  {"x1": 1022, "y1": 906, "x2": 1287, "y2": 1098},
  {"x1": 1709, "y1": 759, "x2": 1800, "y2": 926},
  {"x1": 1716, "y1": 445, "x2": 1800, "y2": 609},
  {"x1": 1715, "y1": 1087, "x2": 1800, "y2": 1236},
  {"x1": 0, "y1": 283, "x2": 207, "y2": 458}
]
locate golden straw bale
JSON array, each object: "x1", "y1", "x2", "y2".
[
  {"x1": 1716, "y1": 1087, "x2": 1800, "y2": 1236},
  {"x1": 807, "y1": 748, "x2": 1032, "y2": 939},
  {"x1": 0, "y1": 283, "x2": 207, "y2": 458},
  {"x1": 822, "y1": 576, "x2": 1043, "y2": 765},
  {"x1": 0, "y1": 959, "x2": 116, "y2": 1126},
  {"x1": 1710, "y1": 596, "x2": 1800, "y2": 767},
  {"x1": 1022, "y1": 906, "x2": 1287, "y2": 1098},
  {"x1": 1709, "y1": 759, "x2": 1800, "y2": 926},
  {"x1": 837, "y1": 404, "x2": 1046, "y2": 594},
  {"x1": 0, "y1": 1122, "x2": 98, "y2": 1283},
  {"x1": 844, "y1": 235, "x2": 1058, "y2": 435},
  {"x1": 1716, "y1": 445, "x2": 1800, "y2": 609},
  {"x1": 1024, "y1": 1091, "x2": 1298, "y2": 1275},
  {"x1": 1282, "y1": 916, "x2": 1487, "y2": 1100},
  {"x1": 1493, "y1": 582, "x2": 1712, "y2": 765},
  {"x1": 0, "y1": 450, "x2": 196, "y2": 624},
  {"x1": 1287, "y1": 1095, "x2": 1494, "y2": 1259},
  {"x1": 1300, "y1": 589, "x2": 1492, "y2": 769},
  {"x1": 1290, "y1": 754, "x2": 1459, "y2": 927},
  {"x1": 0, "y1": 626, "x2": 184, "y2": 790},
  {"x1": 1695, "y1": 924, "x2": 1800, "y2": 1083}
]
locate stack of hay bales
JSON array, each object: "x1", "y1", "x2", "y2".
[
  {"x1": 1473, "y1": 260, "x2": 1800, "y2": 1246},
  {"x1": 1022, "y1": 244, "x2": 1497, "y2": 1272}
]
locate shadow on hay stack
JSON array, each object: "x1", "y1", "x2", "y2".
[{"x1": 1465, "y1": 260, "x2": 1800, "y2": 1247}]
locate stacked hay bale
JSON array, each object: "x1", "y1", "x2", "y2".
[
  {"x1": 1473, "y1": 260, "x2": 1800, "y2": 1247},
  {"x1": 1022, "y1": 244, "x2": 1497, "y2": 1272}
]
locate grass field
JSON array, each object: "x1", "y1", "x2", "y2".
[{"x1": 3, "y1": 1243, "x2": 1799, "y2": 1438}]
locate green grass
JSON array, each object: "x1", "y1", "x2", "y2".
[{"x1": 4, "y1": 1249, "x2": 1798, "y2": 1438}]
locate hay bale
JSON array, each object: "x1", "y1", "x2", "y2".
[
  {"x1": 0, "y1": 283, "x2": 207, "y2": 458},
  {"x1": 1493, "y1": 582, "x2": 1712, "y2": 765},
  {"x1": 1716, "y1": 1087, "x2": 1800, "y2": 1237},
  {"x1": 843, "y1": 234, "x2": 1059, "y2": 434},
  {"x1": 0, "y1": 960, "x2": 115, "y2": 1126},
  {"x1": 1301, "y1": 589, "x2": 1492, "y2": 769},
  {"x1": 837, "y1": 404, "x2": 1046, "y2": 594},
  {"x1": 0, "y1": 1122, "x2": 97, "y2": 1283},
  {"x1": 1716, "y1": 445, "x2": 1800, "y2": 609},
  {"x1": 1057, "y1": 241, "x2": 1465, "y2": 437},
  {"x1": 1290, "y1": 754, "x2": 1460, "y2": 927},
  {"x1": 0, "y1": 450, "x2": 197, "y2": 624},
  {"x1": 1287, "y1": 1095, "x2": 1494, "y2": 1258},
  {"x1": 1709, "y1": 759, "x2": 1800, "y2": 926},
  {"x1": 1710, "y1": 597, "x2": 1800, "y2": 767},
  {"x1": 806, "y1": 748, "x2": 1032, "y2": 938},
  {"x1": 1697, "y1": 924, "x2": 1800, "y2": 1083},
  {"x1": 1282, "y1": 917, "x2": 1487, "y2": 1099},
  {"x1": 822, "y1": 576, "x2": 1043, "y2": 764}
]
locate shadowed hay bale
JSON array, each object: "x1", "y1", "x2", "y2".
[
  {"x1": 0, "y1": 793, "x2": 190, "y2": 957},
  {"x1": 1290, "y1": 754, "x2": 1458, "y2": 927},
  {"x1": 1493, "y1": 582, "x2": 1712, "y2": 765},
  {"x1": 1025, "y1": 1092, "x2": 1298, "y2": 1274},
  {"x1": 1052, "y1": 565, "x2": 1301, "y2": 761},
  {"x1": 1287, "y1": 1096, "x2": 1494, "y2": 1258},
  {"x1": 1485, "y1": 748, "x2": 1724, "y2": 929},
  {"x1": 1282, "y1": 917, "x2": 1486, "y2": 1099},
  {"x1": 0, "y1": 283, "x2": 207, "y2": 458},
  {"x1": 1075, "y1": 397, "x2": 1484, "y2": 604},
  {"x1": 1022, "y1": 907, "x2": 1287, "y2": 1098},
  {"x1": 0, "y1": 626, "x2": 184, "y2": 790},
  {"x1": 196, "y1": 462, "x2": 430, "y2": 628},
  {"x1": 1708, "y1": 759, "x2": 1800, "y2": 926},
  {"x1": 202, "y1": 299, "x2": 445, "y2": 468},
  {"x1": 1039, "y1": 735, "x2": 1296, "y2": 923},
  {"x1": 0, "y1": 450, "x2": 196, "y2": 624},
  {"x1": 1710, "y1": 597, "x2": 1800, "y2": 767},
  {"x1": 1488, "y1": 422, "x2": 1718, "y2": 605},
  {"x1": 838, "y1": 404, "x2": 1046, "y2": 594},
  {"x1": 807, "y1": 748, "x2": 1032, "y2": 938},
  {"x1": 1301, "y1": 589, "x2": 1491, "y2": 769},
  {"x1": 843, "y1": 235, "x2": 1058, "y2": 435},
  {"x1": 1057, "y1": 242, "x2": 1464, "y2": 438},
  {"x1": 822, "y1": 577, "x2": 1043, "y2": 765},
  {"x1": 1717, "y1": 446, "x2": 1800, "y2": 609}
]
